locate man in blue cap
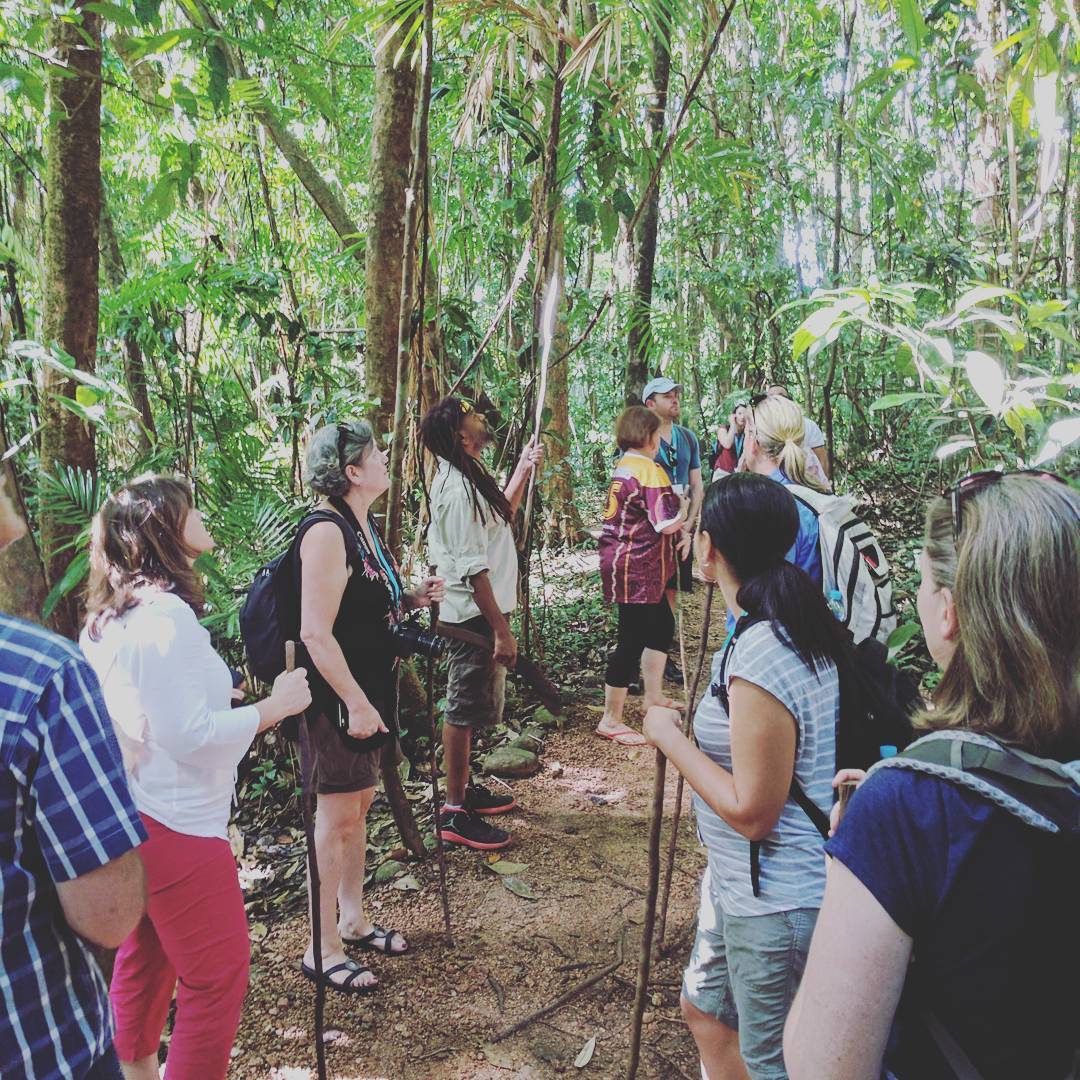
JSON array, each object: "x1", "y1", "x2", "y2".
[{"x1": 643, "y1": 376, "x2": 703, "y2": 682}]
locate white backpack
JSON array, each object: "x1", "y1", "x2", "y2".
[{"x1": 786, "y1": 483, "x2": 897, "y2": 645}]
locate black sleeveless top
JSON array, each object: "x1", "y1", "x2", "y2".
[{"x1": 295, "y1": 498, "x2": 405, "y2": 751}]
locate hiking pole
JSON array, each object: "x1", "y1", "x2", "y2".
[
  {"x1": 627, "y1": 583, "x2": 716, "y2": 1079},
  {"x1": 626, "y1": 740, "x2": 668, "y2": 1080},
  {"x1": 287, "y1": 641, "x2": 327, "y2": 1080},
  {"x1": 425, "y1": 564, "x2": 453, "y2": 945},
  {"x1": 655, "y1": 582, "x2": 715, "y2": 957}
]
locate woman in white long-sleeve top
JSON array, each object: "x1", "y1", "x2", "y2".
[{"x1": 80, "y1": 475, "x2": 310, "y2": 1080}]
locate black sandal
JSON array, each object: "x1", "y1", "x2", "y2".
[
  {"x1": 343, "y1": 925, "x2": 409, "y2": 956},
  {"x1": 300, "y1": 958, "x2": 379, "y2": 996}
]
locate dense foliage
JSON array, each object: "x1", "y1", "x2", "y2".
[{"x1": 0, "y1": 0, "x2": 1076, "y2": 638}]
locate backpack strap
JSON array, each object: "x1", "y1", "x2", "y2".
[
  {"x1": 920, "y1": 1010, "x2": 986, "y2": 1080},
  {"x1": 873, "y1": 731, "x2": 1080, "y2": 835},
  {"x1": 292, "y1": 508, "x2": 363, "y2": 575},
  {"x1": 719, "y1": 613, "x2": 835, "y2": 897}
]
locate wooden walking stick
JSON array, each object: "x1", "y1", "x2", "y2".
[
  {"x1": 626, "y1": 583, "x2": 715, "y2": 1080},
  {"x1": 426, "y1": 564, "x2": 453, "y2": 944},
  {"x1": 655, "y1": 582, "x2": 715, "y2": 956},
  {"x1": 287, "y1": 641, "x2": 327, "y2": 1080}
]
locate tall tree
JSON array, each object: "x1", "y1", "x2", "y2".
[
  {"x1": 366, "y1": 31, "x2": 419, "y2": 438},
  {"x1": 38, "y1": 2, "x2": 102, "y2": 638},
  {"x1": 0, "y1": 435, "x2": 48, "y2": 623},
  {"x1": 625, "y1": 1, "x2": 673, "y2": 403}
]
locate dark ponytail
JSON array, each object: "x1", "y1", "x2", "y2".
[
  {"x1": 701, "y1": 473, "x2": 848, "y2": 671},
  {"x1": 419, "y1": 397, "x2": 513, "y2": 525}
]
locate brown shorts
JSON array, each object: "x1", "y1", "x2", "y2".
[
  {"x1": 444, "y1": 615, "x2": 507, "y2": 730},
  {"x1": 307, "y1": 710, "x2": 380, "y2": 795}
]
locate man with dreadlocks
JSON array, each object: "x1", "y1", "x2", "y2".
[{"x1": 421, "y1": 397, "x2": 543, "y2": 850}]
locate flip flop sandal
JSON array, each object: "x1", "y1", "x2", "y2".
[
  {"x1": 343, "y1": 925, "x2": 409, "y2": 956},
  {"x1": 300, "y1": 958, "x2": 379, "y2": 996},
  {"x1": 595, "y1": 725, "x2": 646, "y2": 747}
]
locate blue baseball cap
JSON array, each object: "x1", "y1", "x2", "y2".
[{"x1": 642, "y1": 376, "x2": 682, "y2": 403}]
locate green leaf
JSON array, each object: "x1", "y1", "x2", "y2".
[
  {"x1": 575, "y1": 1035, "x2": 597, "y2": 1068},
  {"x1": 886, "y1": 622, "x2": 922, "y2": 656},
  {"x1": 500, "y1": 875, "x2": 537, "y2": 900},
  {"x1": 1026, "y1": 300, "x2": 1069, "y2": 326},
  {"x1": 575, "y1": 198, "x2": 596, "y2": 227},
  {"x1": 869, "y1": 392, "x2": 932, "y2": 411},
  {"x1": 0, "y1": 64, "x2": 46, "y2": 111},
  {"x1": 894, "y1": 0, "x2": 927, "y2": 55},
  {"x1": 75, "y1": 385, "x2": 99, "y2": 408},
  {"x1": 1003, "y1": 408, "x2": 1027, "y2": 445},
  {"x1": 964, "y1": 350, "x2": 1006, "y2": 413},
  {"x1": 1032, "y1": 417, "x2": 1080, "y2": 467},
  {"x1": 935, "y1": 438, "x2": 977, "y2": 461},
  {"x1": 134, "y1": 0, "x2": 161, "y2": 24},
  {"x1": 85, "y1": 2, "x2": 141, "y2": 28},
  {"x1": 598, "y1": 201, "x2": 619, "y2": 248},
  {"x1": 612, "y1": 188, "x2": 635, "y2": 217},
  {"x1": 206, "y1": 41, "x2": 229, "y2": 114},
  {"x1": 952, "y1": 285, "x2": 1016, "y2": 316},
  {"x1": 484, "y1": 859, "x2": 528, "y2": 876},
  {"x1": 514, "y1": 198, "x2": 532, "y2": 227},
  {"x1": 42, "y1": 551, "x2": 89, "y2": 621},
  {"x1": 290, "y1": 64, "x2": 336, "y2": 123}
]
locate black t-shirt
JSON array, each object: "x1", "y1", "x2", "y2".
[
  {"x1": 295, "y1": 505, "x2": 404, "y2": 729},
  {"x1": 826, "y1": 768, "x2": 1078, "y2": 1079}
]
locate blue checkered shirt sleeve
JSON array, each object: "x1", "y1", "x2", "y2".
[{"x1": 29, "y1": 657, "x2": 145, "y2": 881}]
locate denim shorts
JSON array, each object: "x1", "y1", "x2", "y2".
[
  {"x1": 682, "y1": 868, "x2": 818, "y2": 1080},
  {"x1": 443, "y1": 615, "x2": 506, "y2": 729}
]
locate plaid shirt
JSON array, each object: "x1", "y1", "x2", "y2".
[{"x1": 0, "y1": 613, "x2": 145, "y2": 1080}]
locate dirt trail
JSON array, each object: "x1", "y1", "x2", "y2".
[{"x1": 231, "y1": 587, "x2": 726, "y2": 1079}]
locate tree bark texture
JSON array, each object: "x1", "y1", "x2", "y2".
[
  {"x1": 39, "y1": 3, "x2": 102, "y2": 638},
  {"x1": 101, "y1": 199, "x2": 155, "y2": 456},
  {"x1": 0, "y1": 428, "x2": 48, "y2": 623},
  {"x1": 541, "y1": 229, "x2": 583, "y2": 546},
  {"x1": 366, "y1": 32, "x2": 419, "y2": 437},
  {"x1": 625, "y1": 9, "x2": 672, "y2": 404}
]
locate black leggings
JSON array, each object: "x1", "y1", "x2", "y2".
[{"x1": 605, "y1": 600, "x2": 675, "y2": 688}]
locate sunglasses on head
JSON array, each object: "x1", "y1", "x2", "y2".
[
  {"x1": 945, "y1": 469, "x2": 1068, "y2": 543},
  {"x1": 337, "y1": 424, "x2": 354, "y2": 475}
]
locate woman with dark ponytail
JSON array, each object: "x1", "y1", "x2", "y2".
[{"x1": 643, "y1": 472, "x2": 846, "y2": 1080}]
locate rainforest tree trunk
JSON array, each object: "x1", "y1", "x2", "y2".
[
  {"x1": 625, "y1": 5, "x2": 672, "y2": 403},
  {"x1": 366, "y1": 31, "x2": 419, "y2": 437},
  {"x1": 38, "y1": 2, "x2": 102, "y2": 639}
]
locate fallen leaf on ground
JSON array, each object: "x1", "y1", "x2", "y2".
[
  {"x1": 393, "y1": 874, "x2": 421, "y2": 892},
  {"x1": 480, "y1": 1042, "x2": 516, "y2": 1069},
  {"x1": 484, "y1": 860, "x2": 529, "y2": 876},
  {"x1": 249, "y1": 922, "x2": 268, "y2": 943},
  {"x1": 575, "y1": 1034, "x2": 597, "y2": 1067},
  {"x1": 500, "y1": 875, "x2": 537, "y2": 900}
]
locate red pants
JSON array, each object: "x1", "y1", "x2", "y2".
[{"x1": 111, "y1": 814, "x2": 250, "y2": 1079}]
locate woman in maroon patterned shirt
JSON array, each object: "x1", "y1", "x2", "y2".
[{"x1": 597, "y1": 406, "x2": 688, "y2": 745}]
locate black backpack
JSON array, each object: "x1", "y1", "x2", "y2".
[
  {"x1": 240, "y1": 508, "x2": 359, "y2": 684},
  {"x1": 715, "y1": 613, "x2": 921, "y2": 895}
]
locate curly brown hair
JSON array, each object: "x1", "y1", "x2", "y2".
[{"x1": 85, "y1": 474, "x2": 205, "y2": 641}]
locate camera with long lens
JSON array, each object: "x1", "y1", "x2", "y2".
[{"x1": 390, "y1": 616, "x2": 445, "y2": 660}]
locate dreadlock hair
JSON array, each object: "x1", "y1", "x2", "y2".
[{"x1": 419, "y1": 396, "x2": 513, "y2": 525}]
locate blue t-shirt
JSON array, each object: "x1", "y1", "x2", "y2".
[
  {"x1": 827, "y1": 768, "x2": 1078, "y2": 1079},
  {"x1": 770, "y1": 468, "x2": 822, "y2": 586},
  {"x1": 724, "y1": 469, "x2": 823, "y2": 634},
  {"x1": 656, "y1": 423, "x2": 701, "y2": 489}
]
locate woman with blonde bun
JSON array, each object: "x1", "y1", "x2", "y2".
[{"x1": 743, "y1": 394, "x2": 827, "y2": 587}]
